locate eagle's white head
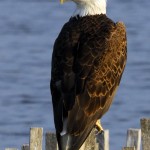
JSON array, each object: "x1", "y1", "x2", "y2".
[{"x1": 60, "y1": 0, "x2": 107, "y2": 17}]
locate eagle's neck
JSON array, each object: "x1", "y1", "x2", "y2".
[{"x1": 73, "y1": 0, "x2": 107, "y2": 17}]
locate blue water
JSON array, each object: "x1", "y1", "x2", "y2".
[{"x1": 0, "y1": 0, "x2": 150, "y2": 149}]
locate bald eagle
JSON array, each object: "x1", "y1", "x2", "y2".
[{"x1": 50, "y1": 0, "x2": 127, "y2": 149}]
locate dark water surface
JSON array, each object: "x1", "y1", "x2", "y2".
[{"x1": 0, "y1": 0, "x2": 150, "y2": 149}]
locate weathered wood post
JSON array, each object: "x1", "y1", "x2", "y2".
[
  {"x1": 80, "y1": 129, "x2": 109, "y2": 150},
  {"x1": 96, "y1": 130, "x2": 109, "y2": 150},
  {"x1": 122, "y1": 147, "x2": 135, "y2": 150},
  {"x1": 45, "y1": 129, "x2": 100, "y2": 150},
  {"x1": 46, "y1": 132, "x2": 58, "y2": 150},
  {"x1": 21, "y1": 144, "x2": 29, "y2": 150},
  {"x1": 45, "y1": 128, "x2": 109, "y2": 150},
  {"x1": 80, "y1": 128, "x2": 98, "y2": 150},
  {"x1": 30, "y1": 127, "x2": 43, "y2": 150},
  {"x1": 140, "y1": 118, "x2": 150, "y2": 150},
  {"x1": 126, "y1": 128, "x2": 141, "y2": 150}
]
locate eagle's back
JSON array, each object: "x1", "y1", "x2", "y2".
[{"x1": 51, "y1": 14, "x2": 127, "y2": 150}]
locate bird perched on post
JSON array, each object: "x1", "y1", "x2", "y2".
[{"x1": 50, "y1": 0, "x2": 127, "y2": 149}]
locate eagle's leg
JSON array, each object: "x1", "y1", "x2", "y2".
[{"x1": 95, "y1": 120, "x2": 104, "y2": 133}]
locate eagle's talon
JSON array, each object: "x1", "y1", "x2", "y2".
[{"x1": 95, "y1": 120, "x2": 104, "y2": 134}]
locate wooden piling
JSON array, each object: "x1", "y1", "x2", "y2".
[
  {"x1": 80, "y1": 128, "x2": 98, "y2": 150},
  {"x1": 5, "y1": 117, "x2": 150, "y2": 150},
  {"x1": 21, "y1": 144, "x2": 29, "y2": 150},
  {"x1": 103, "y1": 130, "x2": 109, "y2": 150},
  {"x1": 122, "y1": 147, "x2": 135, "y2": 150},
  {"x1": 45, "y1": 132, "x2": 58, "y2": 150},
  {"x1": 126, "y1": 128, "x2": 141, "y2": 150},
  {"x1": 94, "y1": 143, "x2": 99, "y2": 150},
  {"x1": 96, "y1": 130, "x2": 109, "y2": 150},
  {"x1": 140, "y1": 118, "x2": 150, "y2": 150},
  {"x1": 29, "y1": 127, "x2": 43, "y2": 150}
]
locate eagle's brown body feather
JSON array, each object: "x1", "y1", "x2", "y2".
[{"x1": 50, "y1": 14, "x2": 127, "y2": 150}]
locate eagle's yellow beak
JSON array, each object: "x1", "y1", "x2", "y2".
[{"x1": 60, "y1": 0, "x2": 64, "y2": 4}]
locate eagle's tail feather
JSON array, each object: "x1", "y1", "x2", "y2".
[{"x1": 57, "y1": 124, "x2": 95, "y2": 150}]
